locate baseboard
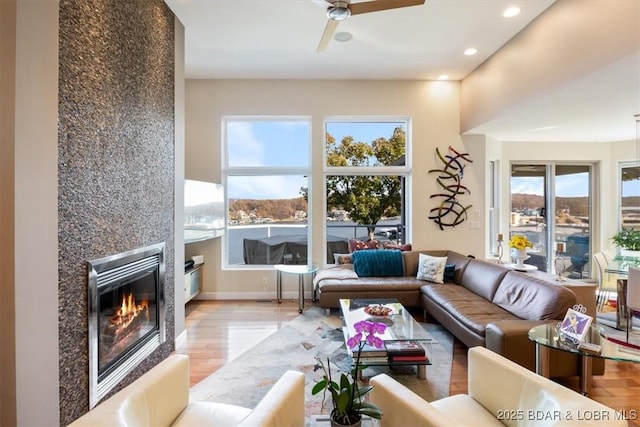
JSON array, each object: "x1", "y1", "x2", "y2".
[
  {"x1": 175, "y1": 329, "x2": 188, "y2": 348},
  {"x1": 195, "y1": 291, "x2": 316, "y2": 300}
]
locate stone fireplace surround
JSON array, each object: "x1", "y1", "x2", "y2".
[{"x1": 57, "y1": 0, "x2": 176, "y2": 424}]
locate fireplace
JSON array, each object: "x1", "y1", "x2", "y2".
[{"x1": 87, "y1": 243, "x2": 166, "y2": 408}]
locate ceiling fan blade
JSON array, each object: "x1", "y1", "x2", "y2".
[
  {"x1": 349, "y1": 0, "x2": 425, "y2": 16},
  {"x1": 317, "y1": 19, "x2": 339, "y2": 52}
]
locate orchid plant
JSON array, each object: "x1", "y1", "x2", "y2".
[{"x1": 313, "y1": 320, "x2": 386, "y2": 426}]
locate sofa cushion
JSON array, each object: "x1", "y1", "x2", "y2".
[
  {"x1": 317, "y1": 276, "x2": 425, "y2": 292},
  {"x1": 422, "y1": 284, "x2": 519, "y2": 336},
  {"x1": 416, "y1": 253, "x2": 447, "y2": 283},
  {"x1": 382, "y1": 242, "x2": 412, "y2": 251},
  {"x1": 348, "y1": 238, "x2": 379, "y2": 252},
  {"x1": 173, "y1": 402, "x2": 251, "y2": 427},
  {"x1": 492, "y1": 271, "x2": 577, "y2": 320},
  {"x1": 352, "y1": 249, "x2": 404, "y2": 277},
  {"x1": 458, "y1": 259, "x2": 509, "y2": 301},
  {"x1": 431, "y1": 395, "x2": 504, "y2": 427}
]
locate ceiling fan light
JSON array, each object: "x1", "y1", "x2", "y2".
[
  {"x1": 334, "y1": 31, "x2": 353, "y2": 42},
  {"x1": 327, "y1": 1, "x2": 351, "y2": 20}
]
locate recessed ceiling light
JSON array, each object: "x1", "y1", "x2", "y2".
[
  {"x1": 437, "y1": 74, "x2": 450, "y2": 80},
  {"x1": 503, "y1": 6, "x2": 521, "y2": 18},
  {"x1": 464, "y1": 48, "x2": 478, "y2": 56},
  {"x1": 334, "y1": 31, "x2": 353, "y2": 42}
]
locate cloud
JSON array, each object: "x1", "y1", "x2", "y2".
[
  {"x1": 511, "y1": 177, "x2": 543, "y2": 195},
  {"x1": 228, "y1": 175, "x2": 307, "y2": 200},
  {"x1": 227, "y1": 121, "x2": 265, "y2": 167}
]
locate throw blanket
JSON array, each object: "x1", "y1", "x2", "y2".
[{"x1": 313, "y1": 265, "x2": 358, "y2": 285}]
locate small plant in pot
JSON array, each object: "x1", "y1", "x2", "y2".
[
  {"x1": 611, "y1": 228, "x2": 640, "y2": 255},
  {"x1": 312, "y1": 320, "x2": 385, "y2": 426}
]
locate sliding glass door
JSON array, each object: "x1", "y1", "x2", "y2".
[{"x1": 510, "y1": 163, "x2": 593, "y2": 278}]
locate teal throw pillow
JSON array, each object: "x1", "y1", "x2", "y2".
[{"x1": 352, "y1": 249, "x2": 404, "y2": 277}]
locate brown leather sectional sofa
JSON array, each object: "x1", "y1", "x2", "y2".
[{"x1": 313, "y1": 249, "x2": 603, "y2": 377}]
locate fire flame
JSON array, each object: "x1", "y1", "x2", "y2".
[{"x1": 111, "y1": 293, "x2": 149, "y2": 331}]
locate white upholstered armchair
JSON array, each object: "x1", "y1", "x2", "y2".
[
  {"x1": 370, "y1": 346, "x2": 624, "y2": 427},
  {"x1": 69, "y1": 354, "x2": 305, "y2": 427}
]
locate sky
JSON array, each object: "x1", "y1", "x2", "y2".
[
  {"x1": 226, "y1": 119, "x2": 403, "y2": 199},
  {"x1": 512, "y1": 171, "x2": 640, "y2": 197},
  {"x1": 511, "y1": 174, "x2": 589, "y2": 197}
]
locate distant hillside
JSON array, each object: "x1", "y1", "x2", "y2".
[
  {"x1": 511, "y1": 193, "x2": 589, "y2": 217},
  {"x1": 229, "y1": 197, "x2": 307, "y2": 221}
]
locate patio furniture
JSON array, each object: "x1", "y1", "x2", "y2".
[{"x1": 567, "y1": 235, "x2": 589, "y2": 278}]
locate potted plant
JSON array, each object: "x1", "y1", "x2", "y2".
[
  {"x1": 312, "y1": 320, "x2": 385, "y2": 426},
  {"x1": 611, "y1": 228, "x2": 640, "y2": 257}
]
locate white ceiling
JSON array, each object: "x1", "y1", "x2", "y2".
[{"x1": 166, "y1": 0, "x2": 640, "y2": 143}]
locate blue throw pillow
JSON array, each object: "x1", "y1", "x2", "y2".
[
  {"x1": 352, "y1": 249, "x2": 404, "y2": 277},
  {"x1": 443, "y1": 264, "x2": 456, "y2": 282}
]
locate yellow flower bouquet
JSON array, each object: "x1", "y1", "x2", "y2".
[{"x1": 509, "y1": 235, "x2": 533, "y2": 250}]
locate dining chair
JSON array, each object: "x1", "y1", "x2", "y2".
[
  {"x1": 627, "y1": 266, "x2": 640, "y2": 342},
  {"x1": 592, "y1": 252, "x2": 618, "y2": 310},
  {"x1": 602, "y1": 249, "x2": 615, "y2": 264}
]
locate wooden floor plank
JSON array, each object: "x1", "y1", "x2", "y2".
[{"x1": 175, "y1": 300, "x2": 640, "y2": 426}]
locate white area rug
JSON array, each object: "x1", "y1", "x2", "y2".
[{"x1": 189, "y1": 306, "x2": 454, "y2": 417}]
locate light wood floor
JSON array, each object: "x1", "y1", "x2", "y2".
[{"x1": 175, "y1": 300, "x2": 640, "y2": 426}]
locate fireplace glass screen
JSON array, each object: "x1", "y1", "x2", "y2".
[
  {"x1": 98, "y1": 267, "x2": 158, "y2": 376},
  {"x1": 88, "y1": 242, "x2": 165, "y2": 408}
]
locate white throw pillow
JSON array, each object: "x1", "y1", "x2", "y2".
[
  {"x1": 333, "y1": 253, "x2": 353, "y2": 265},
  {"x1": 416, "y1": 253, "x2": 447, "y2": 284}
]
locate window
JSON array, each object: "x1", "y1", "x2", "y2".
[
  {"x1": 323, "y1": 118, "x2": 410, "y2": 263},
  {"x1": 509, "y1": 163, "x2": 593, "y2": 279},
  {"x1": 489, "y1": 160, "x2": 500, "y2": 256},
  {"x1": 619, "y1": 162, "x2": 640, "y2": 230},
  {"x1": 223, "y1": 117, "x2": 311, "y2": 268}
]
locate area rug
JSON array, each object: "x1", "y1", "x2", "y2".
[{"x1": 189, "y1": 306, "x2": 454, "y2": 417}]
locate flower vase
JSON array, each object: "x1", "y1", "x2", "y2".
[{"x1": 511, "y1": 248, "x2": 529, "y2": 268}]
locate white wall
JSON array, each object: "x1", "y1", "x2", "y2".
[
  {"x1": 14, "y1": 0, "x2": 60, "y2": 424},
  {"x1": 174, "y1": 18, "x2": 186, "y2": 342},
  {"x1": 461, "y1": 0, "x2": 640, "y2": 134},
  {"x1": 185, "y1": 79, "x2": 488, "y2": 298}
]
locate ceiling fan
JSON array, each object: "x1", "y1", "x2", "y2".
[{"x1": 316, "y1": 0, "x2": 426, "y2": 52}]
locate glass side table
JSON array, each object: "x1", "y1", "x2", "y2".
[
  {"x1": 274, "y1": 264, "x2": 319, "y2": 313},
  {"x1": 528, "y1": 323, "x2": 640, "y2": 395}
]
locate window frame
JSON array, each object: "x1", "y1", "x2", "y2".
[
  {"x1": 322, "y1": 116, "x2": 412, "y2": 264},
  {"x1": 618, "y1": 160, "x2": 640, "y2": 231},
  {"x1": 222, "y1": 115, "x2": 312, "y2": 270}
]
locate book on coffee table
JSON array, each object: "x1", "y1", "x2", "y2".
[
  {"x1": 384, "y1": 340, "x2": 425, "y2": 356},
  {"x1": 389, "y1": 354, "x2": 430, "y2": 363}
]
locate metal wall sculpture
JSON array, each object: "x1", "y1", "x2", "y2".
[{"x1": 428, "y1": 146, "x2": 473, "y2": 230}]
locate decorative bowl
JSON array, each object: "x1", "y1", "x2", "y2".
[{"x1": 364, "y1": 305, "x2": 393, "y2": 317}]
